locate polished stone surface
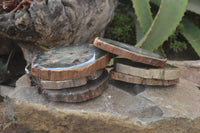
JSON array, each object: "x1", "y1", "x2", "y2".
[
  {"x1": 95, "y1": 38, "x2": 166, "y2": 60},
  {"x1": 33, "y1": 44, "x2": 107, "y2": 70}
]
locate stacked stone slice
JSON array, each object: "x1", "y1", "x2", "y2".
[
  {"x1": 94, "y1": 37, "x2": 180, "y2": 86},
  {"x1": 30, "y1": 44, "x2": 110, "y2": 103}
]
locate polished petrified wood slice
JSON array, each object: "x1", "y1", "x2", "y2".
[
  {"x1": 40, "y1": 69, "x2": 103, "y2": 90},
  {"x1": 94, "y1": 37, "x2": 167, "y2": 67},
  {"x1": 110, "y1": 70, "x2": 179, "y2": 86},
  {"x1": 114, "y1": 58, "x2": 180, "y2": 80},
  {"x1": 31, "y1": 44, "x2": 110, "y2": 81},
  {"x1": 42, "y1": 70, "x2": 109, "y2": 103}
]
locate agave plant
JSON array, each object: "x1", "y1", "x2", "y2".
[{"x1": 131, "y1": 0, "x2": 200, "y2": 57}]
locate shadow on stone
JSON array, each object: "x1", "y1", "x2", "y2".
[{"x1": 109, "y1": 79, "x2": 145, "y2": 96}]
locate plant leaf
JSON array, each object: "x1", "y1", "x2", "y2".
[
  {"x1": 132, "y1": 0, "x2": 153, "y2": 33},
  {"x1": 150, "y1": 0, "x2": 161, "y2": 6},
  {"x1": 135, "y1": 0, "x2": 188, "y2": 50},
  {"x1": 151, "y1": 0, "x2": 200, "y2": 15},
  {"x1": 180, "y1": 18, "x2": 200, "y2": 57}
]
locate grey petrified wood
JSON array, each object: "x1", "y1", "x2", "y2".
[
  {"x1": 114, "y1": 58, "x2": 180, "y2": 80},
  {"x1": 42, "y1": 70, "x2": 109, "y2": 103},
  {"x1": 110, "y1": 70, "x2": 179, "y2": 86},
  {"x1": 40, "y1": 69, "x2": 103, "y2": 90}
]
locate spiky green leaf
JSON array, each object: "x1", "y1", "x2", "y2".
[
  {"x1": 150, "y1": 0, "x2": 161, "y2": 6},
  {"x1": 135, "y1": 0, "x2": 188, "y2": 50},
  {"x1": 151, "y1": 0, "x2": 200, "y2": 15},
  {"x1": 180, "y1": 18, "x2": 200, "y2": 57},
  {"x1": 132, "y1": 0, "x2": 153, "y2": 33}
]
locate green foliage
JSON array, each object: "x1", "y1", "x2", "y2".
[
  {"x1": 168, "y1": 24, "x2": 188, "y2": 53},
  {"x1": 106, "y1": 0, "x2": 200, "y2": 58},
  {"x1": 132, "y1": 0, "x2": 188, "y2": 51},
  {"x1": 105, "y1": 13, "x2": 135, "y2": 45},
  {"x1": 170, "y1": 42, "x2": 187, "y2": 53},
  {"x1": 0, "y1": 58, "x2": 5, "y2": 68},
  {"x1": 149, "y1": 0, "x2": 200, "y2": 57},
  {"x1": 180, "y1": 19, "x2": 200, "y2": 56},
  {"x1": 132, "y1": 0, "x2": 153, "y2": 33}
]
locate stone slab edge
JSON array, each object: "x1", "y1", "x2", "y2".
[{"x1": 6, "y1": 91, "x2": 200, "y2": 133}]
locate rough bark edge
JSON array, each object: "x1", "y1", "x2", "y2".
[
  {"x1": 40, "y1": 69, "x2": 103, "y2": 89},
  {"x1": 110, "y1": 70, "x2": 179, "y2": 86},
  {"x1": 31, "y1": 53, "x2": 110, "y2": 81},
  {"x1": 94, "y1": 37, "x2": 167, "y2": 67},
  {"x1": 42, "y1": 70, "x2": 109, "y2": 103}
]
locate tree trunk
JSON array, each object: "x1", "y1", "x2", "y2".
[{"x1": 0, "y1": 0, "x2": 117, "y2": 48}]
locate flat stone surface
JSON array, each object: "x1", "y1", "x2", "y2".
[
  {"x1": 115, "y1": 58, "x2": 180, "y2": 80},
  {"x1": 5, "y1": 75, "x2": 200, "y2": 133},
  {"x1": 0, "y1": 85, "x2": 14, "y2": 98},
  {"x1": 168, "y1": 60, "x2": 200, "y2": 86}
]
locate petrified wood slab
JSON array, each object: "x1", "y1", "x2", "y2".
[
  {"x1": 40, "y1": 69, "x2": 103, "y2": 90},
  {"x1": 42, "y1": 70, "x2": 109, "y2": 103},
  {"x1": 110, "y1": 70, "x2": 179, "y2": 86},
  {"x1": 115, "y1": 58, "x2": 180, "y2": 80},
  {"x1": 94, "y1": 37, "x2": 167, "y2": 67},
  {"x1": 31, "y1": 44, "x2": 110, "y2": 81}
]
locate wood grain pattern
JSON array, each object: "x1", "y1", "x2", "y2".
[
  {"x1": 115, "y1": 58, "x2": 180, "y2": 80},
  {"x1": 40, "y1": 69, "x2": 103, "y2": 89},
  {"x1": 110, "y1": 70, "x2": 179, "y2": 86},
  {"x1": 31, "y1": 45, "x2": 110, "y2": 81},
  {"x1": 94, "y1": 37, "x2": 167, "y2": 67},
  {"x1": 42, "y1": 70, "x2": 109, "y2": 103}
]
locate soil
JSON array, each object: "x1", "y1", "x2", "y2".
[
  {"x1": 163, "y1": 41, "x2": 200, "y2": 60},
  {"x1": 0, "y1": 101, "x2": 16, "y2": 133},
  {"x1": 0, "y1": 99, "x2": 42, "y2": 133},
  {"x1": 0, "y1": 49, "x2": 26, "y2": 86}
]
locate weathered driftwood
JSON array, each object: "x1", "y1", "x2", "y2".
[
  {"x1": 0, "y1": 0, "x2": 117, "y2": 49},
  {"x1": 42, "y1": 70, "x2": 109, "y2": 103},
  {"x1": 31, "y1": 45, "x2": 110, "y2": 81},
  {"x1": 94, "y1": 37, "x2": 167, "y2": 67},
  {"x1": 40, "y1": 69, "x2": 103, "y2": 89},
  {"x1": 110, "y1": 70, "x2": 179, "y2": 86},
  {"x1": 115, "y1": 58, "x2": 180, "y2": 80}
]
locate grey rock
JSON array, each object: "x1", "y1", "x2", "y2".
[
  {"x1": 0, "y1": 85, "x2": 14, "y2": 98},
  {"x1": 5, "y1": 75, "x2": 200, "y2": 133},
  {"x1": 168, "y1": 60, "x2": 200, "y2": 86}
]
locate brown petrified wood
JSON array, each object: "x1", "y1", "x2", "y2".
[
  {"x1": 94, "y1": 37, "x2": 167, "y2": 67},
  {"x1": 110, "y1": 70, "x2": 179, "y2": 86},
  {"x1": 31, "y1": 45, "x2": 110, "y2": 81},
  {"x1": 42, "y1": 70, "x2": 109, "y2": 103},
  {"x1": 115, "y1": 58, "x2": 180, "y2": 80},
  {"x1": 40, "y1": 69, "x2": 103, "y2": 90}
]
